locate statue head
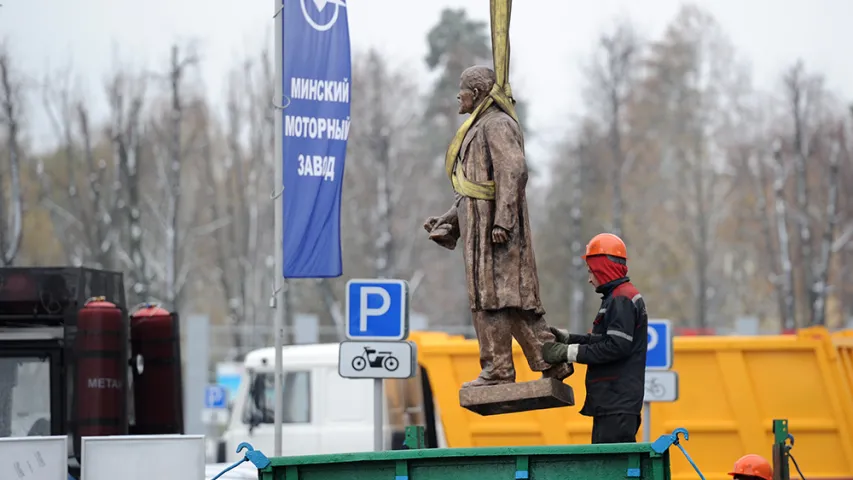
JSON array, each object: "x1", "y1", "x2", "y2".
[{"x1": 457, "y1": 66, "x2": 496, "y2": 115}]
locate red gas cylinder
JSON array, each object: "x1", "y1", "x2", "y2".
[
  {"x1": 74, "y1": 297, "x2": 128, "y2": 441},
  {"x1": 130, "y1": 304, "x2": 183, "y2": 434}
]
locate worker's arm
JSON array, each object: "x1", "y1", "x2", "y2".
[
  {"x1": 569, "y1": 297, "x2": 636, "y2": 365},
  {"x1": 566, "y1": 333, "x2": 604, "y2": 345},
  {"x1": 550, "y1": 326, "x2": 604, "y2": 345}
]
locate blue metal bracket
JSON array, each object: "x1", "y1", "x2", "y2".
[
  {"x1": 210, "y1": 442, "x2": 271, "y2": 480},
  {"x1": 650, "y1": 428, "x2": 706, "y2": 480},
  {"x1": 515, "y1": 455, "x2": 529, "y2": 479}
]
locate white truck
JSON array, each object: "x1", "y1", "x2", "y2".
[{"x1": 219, "y1": 343, "x2": 446, "y2": 461}]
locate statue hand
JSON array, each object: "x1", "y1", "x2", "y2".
[
  {"x1": 424, "y1": 216, "x2": 441, "y2": 233},
  {"x1": 491, "y1": 226, "x2": 509, "y2": 244}
]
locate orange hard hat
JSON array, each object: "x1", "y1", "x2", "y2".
[
  {"x1": 728, "y1": 454, "x2": 772, "y2": 480},
  {"x1": 582, "y1": 233, "x2": 627, "y2": 260}
]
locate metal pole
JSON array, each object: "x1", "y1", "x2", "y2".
[
  {"x1": 272, "y1": 0, "x2": 285, "y2": 457},
  {"x1": 374, "y1": 378, "x2": 384, "y2": 451},
  {"x1": 642, "y1": 402, "x2": 651, "y2": 442}
]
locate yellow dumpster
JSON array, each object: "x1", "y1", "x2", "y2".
[{"x1": 408, "y1": 327, "x2": 853, "y2": 480}]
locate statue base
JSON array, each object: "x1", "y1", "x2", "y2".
[{"x1": 459, "y1": 378, "x2": 575, "y2": 416}]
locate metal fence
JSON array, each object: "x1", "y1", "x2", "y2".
[{"x1": 207, "y1": 313, "x2": 476, "y2": 363}]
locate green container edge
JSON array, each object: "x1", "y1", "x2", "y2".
[{"x1": 261, "y1": 441, "x2": 665, "y2": 470}]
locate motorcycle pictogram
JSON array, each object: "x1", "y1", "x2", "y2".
[
  {"x1": 645, "y1": 377, "x2": 666, "y2": 398},
  {"x1": 351, "y1": 346, "x2": 399, "y2": 372}
]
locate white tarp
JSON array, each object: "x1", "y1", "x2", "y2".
[
  {"x1": 204, "y1": 462, "x2": 257, "y2": 480},
  {"x1": 0, "y1": 435, "x2": 68, "y2": 480},
  {"x1": 81, "y1": 435, "x2": 205, "y2": 480}
]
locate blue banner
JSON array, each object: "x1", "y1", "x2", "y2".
[{"x1": 282, "y1": 0, "x2": 351, "y2": 278}]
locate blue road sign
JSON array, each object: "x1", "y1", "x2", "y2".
[
  {"x1": 346, "y1": 279, "x2": 409, "y2": 341},
  {"x1": 646, "y1": 319, "x2": 673, "y2": 370},
  {"x1": 205, "y1": 384, "x2": 228, "y2": 409}
]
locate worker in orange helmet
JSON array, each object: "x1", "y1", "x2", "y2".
[
  {"x1": 728, "y1": 454, "x2": 773, "y2": 480},
  {"x1": 541, "y1": 233, "x2": 649, "y2": 444}
]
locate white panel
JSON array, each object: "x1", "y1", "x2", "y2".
[
  {"x1": 204, "y1": 462, "x2": 258, "y2": 480},
  {"x1": 0, "y1": 436, "x2": 67, "y2": 480},
  {"x1": 643, "y1": 371, "x2": 679, "y2": 402},
  {"x1": 81, "y1": 435, "x2": 205, "y2": 480},
  {"x1": 338, "y1": 341, "x2": 416, "y2": 379}
]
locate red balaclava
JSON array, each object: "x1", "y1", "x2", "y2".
[{"x1": 586, "y1": 254, "x2": 628, "y2": 286}]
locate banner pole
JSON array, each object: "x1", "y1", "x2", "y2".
[{"x1": 273, "y1": 0, "x2": 285, "y2": 457}]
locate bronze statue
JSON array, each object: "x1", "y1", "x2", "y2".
[{"x1": 424, "y1": 65, "x2": 573, "y2": 389}]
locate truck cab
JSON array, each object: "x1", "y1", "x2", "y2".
[
  {"x1": 221, "y1": 343, "x2": 445, "y2": 460},
  {"x1": 0, "y1": 267, "x2": 184, "y2": 478},
  {"x1": 0, "y1": 267, "x2": 128, "y2": 468}
]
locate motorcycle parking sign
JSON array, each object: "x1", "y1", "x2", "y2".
[{"x1": 338, "y1": 341, "x2": 417, "y2": 379}]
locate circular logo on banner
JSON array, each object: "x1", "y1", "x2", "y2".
[{"x1": 301, "y1": 0, "x2": 347, "y2": 32}]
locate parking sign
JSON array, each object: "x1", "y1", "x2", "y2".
[
  {"x1": 646, "y1": 319, "x2": 673, "y2": 370},
  {"x1": 345, "y1": 279, "x2": 409, "y2": 341},
  {"x1": 204, "y1": 384, "x2": 227, "y2": 409}
]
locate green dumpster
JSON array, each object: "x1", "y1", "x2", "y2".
[{"x1": 258, "y1": 442, "x2": 673, "y2": 480}]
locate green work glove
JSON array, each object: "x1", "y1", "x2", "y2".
[
  {"x1": 541, "y1": 342, "x2": 569, "y2": 364},
  {"x1": 550, "y1": 326, "x2": 571, "y2": 344}
]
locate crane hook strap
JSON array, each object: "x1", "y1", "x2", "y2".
[{"x1": 444, "y1": 0, "x2": 519, "y2": 201}]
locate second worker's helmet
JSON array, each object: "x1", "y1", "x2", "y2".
[
  {"x1": 582, "y1": 233, "x2": 627, "y2": 260},
  {"x1": 728, "y1": 454, "x2": 773, "y2": 480}
]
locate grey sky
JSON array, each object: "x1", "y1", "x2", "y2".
[{"x1": 2, "y1": 0, "x2": 851, "y2": 162}]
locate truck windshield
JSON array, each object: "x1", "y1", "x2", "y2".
[
  {"x1": 0, "y1": 356, "x2": 51, "y2": 437},
  {"x1": 242, "y1": 371, "x2": 310, "y2": 424}
]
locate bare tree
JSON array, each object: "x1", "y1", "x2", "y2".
[
  {"x1": 749, "y1": 147, "x2": 788, "y2": 326},
  {"x1": 585, "y1": 20, "x2": 640, "y2": 238},
  {"x1": 783, "y1": 61, "x2": 823, "y2": 321},
  {"x1": 360, "y1": 50, "x2": 425, "y2": 286},
  {"x1": 640, "y1": 5, "x2": 748, "y2": 328},
  {"x1": 103, "y1": 70, "x2": 150, "y2": 301},
  {"x1": 40, "y1": 68, "x2": 116, "y2": 269},
  {"x1": 772, "y1": 142, "x2": 797, "y2": 329},
  {"x1": 204, "y1": 50, "x2": 277, "y2": 355},
  {"x1": 147, "y1": 44, "x2": 202, "y2": 310},
  {"x1": 0, "y1": 46, "x2": 23, "y2": 266},
  {"x1": 811, "y1": 136, "x2": 842, "y2": 326},
  {"x1": 316, "y1": 50, "x2": 435, "y2": 336},
  {"x1": 39, "y1": 62, "x2": 152, "y2": 304},
  {"x1": 567, "y1": 136, "x2": 590, "y2": 333}
]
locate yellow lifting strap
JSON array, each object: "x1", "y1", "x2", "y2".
[{"x1": 444, "y1": 0, "x2": 519, "y2": 200}]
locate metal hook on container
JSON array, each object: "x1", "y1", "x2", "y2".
[
  {"x1": 650, "y1": 427, "x2": 706, "y2": 480},
  {"x1": 209, "y1": 442, "x2": 270, "y2": 480}
]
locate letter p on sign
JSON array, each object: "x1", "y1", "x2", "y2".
[{"x1": 360, "y1": 286, "x2": 390, "y2": 332}]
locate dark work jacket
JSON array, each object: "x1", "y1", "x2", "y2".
[{"x1": 573, "y1": 277, "x2": 648, "y2": 417}]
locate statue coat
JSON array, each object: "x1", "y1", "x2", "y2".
[{"x1": 450, "y1": 105, "x2": 545, "y2": 315}]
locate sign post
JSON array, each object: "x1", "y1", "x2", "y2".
[
  {"x1": 643, "y1": 319, "x2": 676, "y2": 442},
  {"x1": 341, "y1": 279, "x2": 413, "y2": 452},
  {"x1": 274, "y1": 0, "x2": 353, "y2": 457}
]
